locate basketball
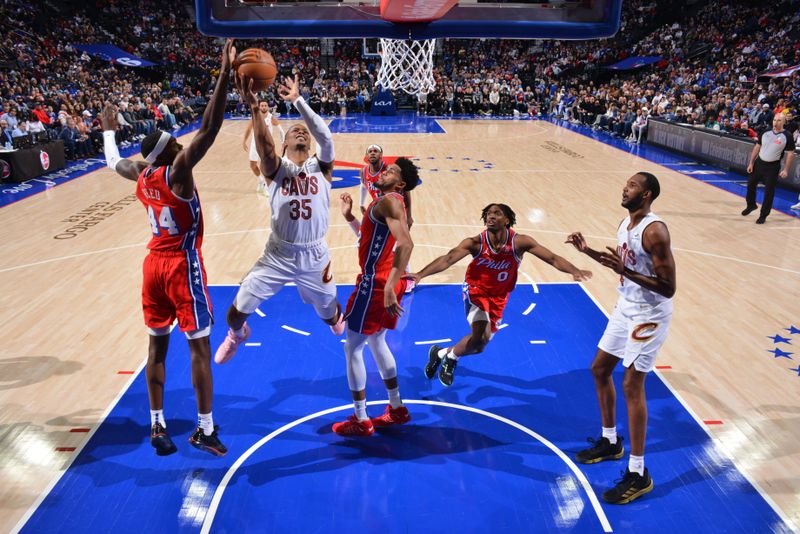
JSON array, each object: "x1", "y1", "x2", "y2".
[{"x1": 233, "y1": 48, "x2": 277, "y2": 91}]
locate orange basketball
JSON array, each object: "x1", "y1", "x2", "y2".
[{"x1": 233, "y1": 48, "x2": 277, "y2": 91}]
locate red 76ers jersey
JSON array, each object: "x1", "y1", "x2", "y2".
[
  {"x1": 363, "y1": 161, "x2": 385, "y2": 202},
  {"x1": 135, "y1": 165, "x2": 203, "y2": 251},
  {"x1": 464, "y1": 229, "x2": 521, "y2": 296}
]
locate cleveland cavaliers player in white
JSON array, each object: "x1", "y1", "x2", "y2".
[
  {"x1": 215, "y1": 74, "x2": 344, "y2": 364},
  {"x1": 567, "y1": 171, "x2": 676, "y2": 505},
  {"x1": 242, "y1": 100, "x2": 284, "y2": 194}
]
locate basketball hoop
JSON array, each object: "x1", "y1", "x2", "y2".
[{"x1": 377, "y1": 38, "x2": 436, "y2": 96}]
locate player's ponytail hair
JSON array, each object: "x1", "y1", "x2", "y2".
[{"x1": 481, "y1": 203, "x2": 516, "y2": 228}]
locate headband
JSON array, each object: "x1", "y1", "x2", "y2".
[
  {"x1": 366, "y1": 144, "x2": 383, "y2": 153},
  {"x1": 144, "y1": 131, "x2": 172, "y2": 163}
]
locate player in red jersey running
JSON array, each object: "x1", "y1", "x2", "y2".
[
  {"x1": 359, "y1": 144, "x2": 413, "y2": 226},
  {"x1": 100, "y1": 39, "x2": 235, "y2": 457},
  {"x1": 407, "y1": 203, "x2": 592, "y2": 386},
  {"x1": 332, "y1": 158, "x2": 420, "y2": 437}
]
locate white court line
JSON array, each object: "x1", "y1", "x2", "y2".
[
  {"x1": 281, "y1": 325, "x2": 310, "y2": 336},
  {"x1": 497, "y1": 323, "x2": 509, "y2": 330},
  {"x1": 198, "y1": 399, "x2": 613, "y2": 534},
  {"x1": 522, "y1": 303, "x2": 536, "y2": 315},
  {"x1": 245, "y1": 342, "x2": 261, "y2": 347},
  {"x1": 414, "y1": 338, "x2": 452, "y2": 345},
  {"x1": 518, "y1": 271, "x2": 540, "y2": 293},
  {"x1": 254, "y1": 308, "x2": 266, "y2": 318},
  {"x1": 529, "y1": 340, "x2": 547, "y2": 345},
  {"x1": 577, "y1": 282, "x2": 797, "y2": 532},
  {"x1": 11, "y1": 357, "x2": 148, "y2": 534},
  {"x1": 4, "y1": 224, "x2": 799, "y2": 276}
]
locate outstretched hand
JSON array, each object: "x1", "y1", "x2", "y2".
[
  {"x1": 598, "y1": 246, "x2": 625, "y2": 274},
  {"x1": 236, "y1": 74, "x2": 258, "y2": 109},
  {"x1": 340, "y1": 192, "x2": 354, "y2": 219},
  {"x1": 278, "y1": 75, "x2": 301, "y2": 102},
  {"x1": 572, "y1": 269, "x2": 593, "y2": 281},
  {"x1": 565, "y1": 232, "x2": 588, "y2": 253},
  {"x1": 221, "y1": 39, "x2": 236, "y2": 73},
  {"x1": 100, "y1": 103, "x2": 118, "y2": 131},
  {"x1": 402, "y1": 272, "x2": 422, "y2": 285}
]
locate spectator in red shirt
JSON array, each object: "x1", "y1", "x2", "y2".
[{"x1": 32, "y1": 103, "x2": 51, "y2": 125}]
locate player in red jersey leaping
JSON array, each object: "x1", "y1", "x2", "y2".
[
  {"x1": 406, "y1": 203, "x2": 592, "y2": 387},
  {"x1": 100, "y1": 39, "x2": 235, "y2": 457},
  {"x1": 332, "y1": 157, "x2": 420, "y2": 437}
]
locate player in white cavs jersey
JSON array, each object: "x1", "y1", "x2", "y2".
[
  {"x1": 242, "y1": 100, "x2": 284, "y2": 194},
  {"x1": 215, "y1": 74, "x2": 344, "y2": 364},
  {"x1": 567, "y1": 171, "x2": 676, "y2": 505}
]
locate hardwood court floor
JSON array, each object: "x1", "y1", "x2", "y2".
[{"x1": 1, "y1": 118, "x2": 798, "y2": 531}]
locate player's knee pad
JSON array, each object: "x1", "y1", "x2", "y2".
[
  {"x1": 344, "y1": 332, "x2": 368, "y2": 391},
  {"x1": 185, "y1": 326, "x2": 211, "y2": 340},
  {"x1": 367, "y1": 330, "x2": 397, "y2": 380}
]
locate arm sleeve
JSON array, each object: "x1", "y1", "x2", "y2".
[
  {"x1": 348, "y1": 218, "x2": 361, "y2": 237},
  {"x1": 292, "y1": 96, "x2": 334, "y2": 162},
  {"x1": 276, "y1": 123, "x2": 286, "y2": 145},
  {"x1": 359, "y1": 182, "x2": 369, "y2": 207},
  {"x1": 103, "y1": 130, "x2": 121, "y2": 171}
]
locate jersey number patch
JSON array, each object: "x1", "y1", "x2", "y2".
[
  {"x1": 289, "y1": 199, "x2": 313, "y2": 220},
  {"x1": 147, "y1": 205, "x2": 180, "y2": 236}
]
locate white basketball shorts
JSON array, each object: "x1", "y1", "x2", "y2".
[
  {"x1": 235, "y1": 238, "x2": 337, "y2": 314},
  {"x1": 598, "y1": 297, "x2": 673, "y2": 373}
]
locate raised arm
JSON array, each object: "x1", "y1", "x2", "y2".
[
  {"x1": 239, "y1": 77, "x2": 281, "y2": 179},
  {"x1": 359, "y1": 167, "x2": 369, "y2": 215},
  {"x1": 278, "y1": 75, "x2": 334, "y2": 178},
  {"x1": 410, "y1": 236, "x2": 479, "y2": 283},
  {"x1": 340, "y1": 192, "x2": 361, "y2": 237},
  {"x1": 242, "y1": 120, "x2": 253, "y2": 152},
  {"x1": 171, "y1": 39, "x2": 236, "y2": 196},
  {"x1": 100, "y1": 104, "x2": 147, "y2": 181},
  {"x1": 519, "y1": 233, "x2": 591, "y2": 281},
  {"x1": 374, "y1": 195, "x2": 414, "y2": 317}
]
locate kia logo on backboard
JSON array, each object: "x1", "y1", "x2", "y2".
[
  {"x1": 0, "y1": 159, "x2": 10, "y2": 180},
  {"x1": 40, "y1": 150, "x2": 50, "y2": 170}
]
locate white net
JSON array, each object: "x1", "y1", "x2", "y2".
[{"x1": 376, "y1": 38, "x2": 436, "y2": 96}]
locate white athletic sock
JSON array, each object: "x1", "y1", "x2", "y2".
[
  {"x1": 232, "y1": 325, "x2": 246, "y2": 338},
  {"x1": 602, "y1": 426, "x2": 617, "y2": 444},
  {"x1": 387, "y1": 387, "x2": 402, "y2": 409},
  {"x1": 437, "y1": 348, "x2": 449, "y2": 359},
  {"x1": 628, "y1": 454, "x2": 644, "y2": 476},
  {"x1": 446, "y1": 350, "x2": 459, "y2": 361},
  {"x1": 150, "y1": 409, "x2": 164, "y2": 427},
  {"x1": 198, "y1": 412, "x2": 214, "y2": 436},
  {"x1": 354, "y1": 399, "x2": 368, "y2": 421}
]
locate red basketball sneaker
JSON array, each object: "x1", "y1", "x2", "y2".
[
  {"x1": 332, "y1": 415, "x2": 375, "y2": 437},
  {"x1": 371, "y1": 404, "x2": 411, "y2": 428}
]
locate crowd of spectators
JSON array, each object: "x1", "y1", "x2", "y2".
[{"x1": 0, "y1": 0, "x2": 798, "y2": 164}]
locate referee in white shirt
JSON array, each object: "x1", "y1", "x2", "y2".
[{"x1": 742, "y1": 113, "x2": 796, "y2": 224}]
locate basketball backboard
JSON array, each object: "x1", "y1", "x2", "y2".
[{"x1": 195, "y1": 0, "x2": 622, "y2": 40}]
